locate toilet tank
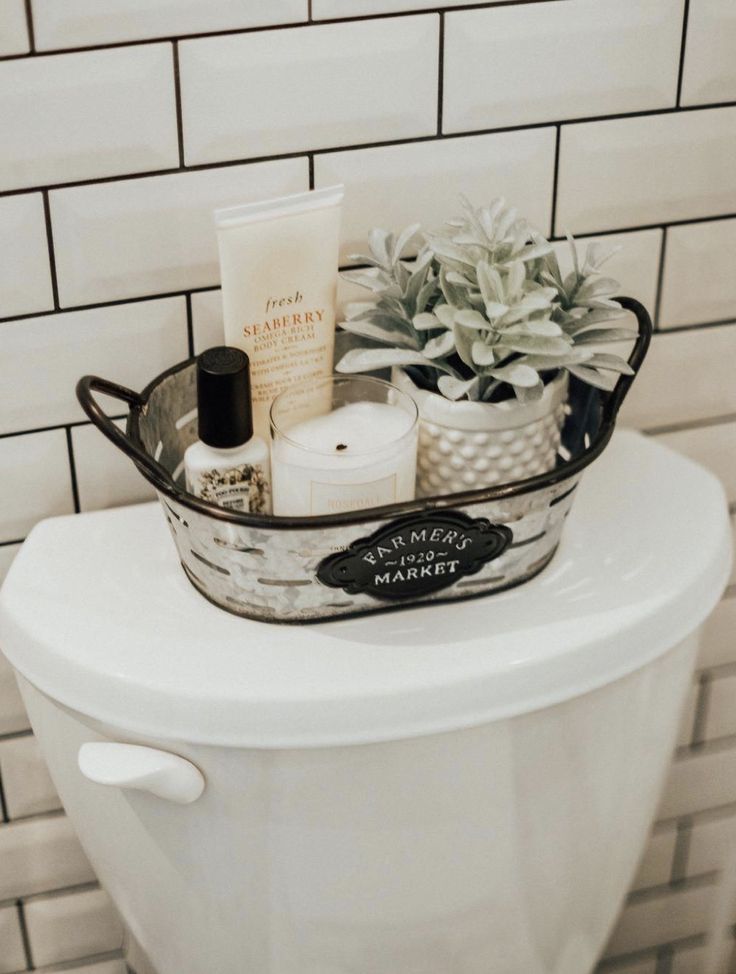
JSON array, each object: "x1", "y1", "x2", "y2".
[{"x1": 0, "y1": 431, "x2": 731, "y2": 974}]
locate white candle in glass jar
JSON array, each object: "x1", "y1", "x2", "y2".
[{"x1": 271, "y1": 399, "x2": 418, "y2": 517}]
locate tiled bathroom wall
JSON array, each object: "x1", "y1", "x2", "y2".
[{"x1": 0, "y1": 0, "x2": 735, "y2": 971}]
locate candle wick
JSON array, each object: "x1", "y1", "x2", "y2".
[{"x1": 336, "y1": 443, "x2": 348, "y2": 451}]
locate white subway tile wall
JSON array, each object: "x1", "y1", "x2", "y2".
[
  {"x1": 50, "y1": 160, "x2": 308, "y2": 304},
  {"x1": 0, "y1": 0, "x2": 28, "y2": 57},
  {"x1": 0, "y1": 904, "x2": 26, "y2": 973},
  {"x1": 24, "y1": 887, "x2": 123, "y2": 967},
  {"x1": 0, "y1": 298, "x2": 188, "y2": 435},
  {"x1": 681, "y1": 0, "x2": 736, "y2": 107},
  {"x1": 442, "y1": 1, "x2": 682, "y2": 132},
  {"x1": 179, "y1": 17, "x2": 439, "y2": 164},
  {"x1": 0, "y1": 1, "x2": 735, "y2": 969},
  {"x1": 315, "y1": 128, "x2": 556, "y2": 261},
  {"x1": 0, "y1": 193, "x2": 54, "y2": 318},
  {"x1": 556, "y1": 108, "x2": 736, "y2": 234},
  {"x1": 31, "y1": 0, "x2": 308, "y2": 50},
  {"x1": 0, "y1": 46, "x2": 179, "y2": 191},
  {"x1": 660, "y1": 217, "x2": 736, "y2": 328}
]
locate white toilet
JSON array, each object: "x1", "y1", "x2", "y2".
[{"x1": 0, "y1": 431, "x2": 731, "y2": 974}]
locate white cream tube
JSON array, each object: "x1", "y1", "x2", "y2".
[{"x1": 215, "y1": 185, "x2": 344, "y2": 441}]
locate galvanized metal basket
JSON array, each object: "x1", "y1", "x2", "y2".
[{"x1": 76, "y1": 297, "x2": 650, "y2": 624}]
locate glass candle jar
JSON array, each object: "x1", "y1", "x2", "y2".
[{"x1": 270, "y1": 374, "x2": 418, "y2": 517}]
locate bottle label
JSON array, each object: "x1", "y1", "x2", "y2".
[{"x1": 195, "y1": 464, "x2": 269, "y2": 513}]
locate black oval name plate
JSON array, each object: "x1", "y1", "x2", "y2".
[{"x1": 316, "y1": 510, "x2": 513, "y2": 602}]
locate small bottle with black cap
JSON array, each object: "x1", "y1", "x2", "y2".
[{"x1": 184, "y1": 346, "x2": 271, "y2": 513}]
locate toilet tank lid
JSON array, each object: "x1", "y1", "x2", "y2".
[{"x1": 0, "y1": 431, "x2": 731, "y2": 749}]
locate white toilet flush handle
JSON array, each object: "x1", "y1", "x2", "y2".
[{"x1": 78, "y1": 742, "x2": 205, "y2": 805}]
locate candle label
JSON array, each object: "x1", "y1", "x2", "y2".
[
  {"x1": 316, "y1": 511, "x2": 513, "y2": 601},
  {"x1": 310, "y1": 474, "x2": 397, "y2": 515}
]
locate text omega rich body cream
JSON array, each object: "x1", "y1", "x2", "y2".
[{"x1": 215, "y1": 186, "x2": 344, "y2": 441}]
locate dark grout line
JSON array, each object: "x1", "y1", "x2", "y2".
[
  {"x1": 436, "y1": 12, "x2": 445, "y2": 136},
  {"x1": 675, "y1": 0, "x2": 691, "y2": 108},
  {"x1": 17, "y1": 899, "x2": 34, "y2": 970},
  {"x1": 0, "y1": 415, "x2": 126, "y2": 442},
  {"x1": 654, "y1": 943, "x2": 674, "y2": 974},
  {"x1": 0, "y1": 1, "x2": 564, "y2": 62},
  {"x1": 2, "y1": 101, "x2": 736, "y2": 202},
  {"x1": 308, "y1": 153, "x2": 315, "y2": 190},
  {"x1": 23, "y1": 0, "x2": 35, "y2": 52},
  {"x1": 185, "y1": 293, "x2": 194, "y2": 357},
  {"x1": 626, "y1": 870, "x2": 717, "y2": 905},
  {"x1": 691, "y1": 672, "x2": 713, "y2": 748},
  {"x1": 41, "y1": 190, "x2": 60, "y2": 310},
  {"x1": 653, "y1": 226, "x2": 668, "y2": 330},
  {"x1": 172, "y1": 41, "x2": 186, "y2": 168},
  {"x1": 65, "y1": 427, "x2": 81, "y2": 513},
  {"x1": 0, "y1": 767, "x2": 9, "y2": 823},
  {"x1": 644, "y1": 409, "x2": 736, "y2": 437},
  {"x1": 0, "y1": 288, "x2": 199, "y2": 325},
  {"x1": 0, "y1": 538, "x2": 25, "y2": 547},
  {"x1": 0, "y1": 729, "x2": 33, "y2": 742},
  {"x1": 549, "y1": 124, "x2": 561, "y2": 237},
  {"x1": 658, "y1": 315, "x2": 736, "y2": 335},
  {"x1": 671, "y1": 817, "x2": 693, "y2": 884}
]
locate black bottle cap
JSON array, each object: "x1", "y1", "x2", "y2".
[{"x1": 196, "y1": 346, "x2": 253, "y2": 449}]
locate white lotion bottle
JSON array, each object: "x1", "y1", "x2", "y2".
[
  {"x1": 214, "y1": 185, "x2": 343, "y2": 441},
  {"x1": 184, "y1": 347, "x2": 271, "y2": 514}
]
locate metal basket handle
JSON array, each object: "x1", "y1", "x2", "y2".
[
  {"x1": 601, "y1": 296, "x2": 652, "y2": 422},
  {"x1": 75, "y1": 375, "x2": 177, "y2": 492}
]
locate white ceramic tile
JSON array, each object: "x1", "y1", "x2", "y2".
[
  {"x1": 50, "y1": 159, "x2": 307, "y2": 305},
  {"x1": 0, "y1": 0, "x2": 29, "y2": 55},
  {"x1": 0, "y1": 193, "x2": 54, "y2": 319},
  {"x1": 443, "y1": 0, "x2": 680, "y2": 133},
  {"x1": 0, "y1": 298, "x2": 187, "y2": 435},
  {"x1": 688, "y1": 810, "x2": 736, "y2": 876},
  {"x1": 315, "y1": 128, "x2": 556, "y2": 263},
  {"x1": 0, "y1": 45, "x2": 179, "y2": 193},
  {"x1": 670, "y1": 945, "x2": 710, "y2": 972},
  {"x1": 0, "y1": 654, "x2": 30, "y2": 736},
  {"x1": 33, "y1": 0, "x2": 307, "y2": 49},
  {"x1": 659, "y1": 742, "x2": 736, "y2": 819},
  {"x1": 677, "y1": 680, "x2": 699, "y2": 749},
  {"x1": 707, "y1": 674, "x2": 736, "y2": 742},
  {"x1": 0, "y1": 735, "x2": 60, "y2": 819},
  {"x1": 605, "y1": 880, "x2": 714, "y2": 955},
  {"x1": 731, "y1": 513, "x2": 736, "y2": 588},
  {"x1": 0, "y1": 431, "x2": 74, "y2": 542},
  {"x1": 313, "y1": 0, "x2": 516, "y2": 15},
  {"x1": 0, "y1": 905, "x2": 25, "y2": 974},
  {"x1": 681, "y1": 0, "x2": 736, "y2": 106},
  {"x1": 72, "y1": 421, "x2": 157, "y2": 513},
  {"x1": 654, "y1": 421, "x2": 736, "y2": 505},
  {"x1": 660, "y1": 218, "x2": 736, "y2": 328},
  {"x1": 180, "y1": 16, "x2": 438, "y2": 165},
  {"x1": 25, "y1": 887, "x2": 123, "y2": 967},
  {"x1": 631, "y1": 827, "x2": 677, "y2": 891},
  {"x1": 553, "y1": 229, "x2": 662, "y2": 313},
  {"x1": 60, "y1": 961, "x2": 127, "y2": 974},
  {"x1": 699, "y1": 597, "x2": 736, "y2": 669},
  {"x1": 557, "y1": 107, "x2": 736, "y2": 235},
  {"x1": 191, "y1": 289, "x2": 225, "y2": 353},
  {"x1": 0, "y1": 815, "x2": 95, "y2": 899},
  {"x1": 598, "y1": 958, "x2": 657, "y2": 974},
  {"x1": 618, "y1": 324, "x2": 736, "y2": 430}
]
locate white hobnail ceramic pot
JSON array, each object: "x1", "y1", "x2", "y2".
[{"x1": 392, "y1": 367, "x2": 569, "y2": 498}]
